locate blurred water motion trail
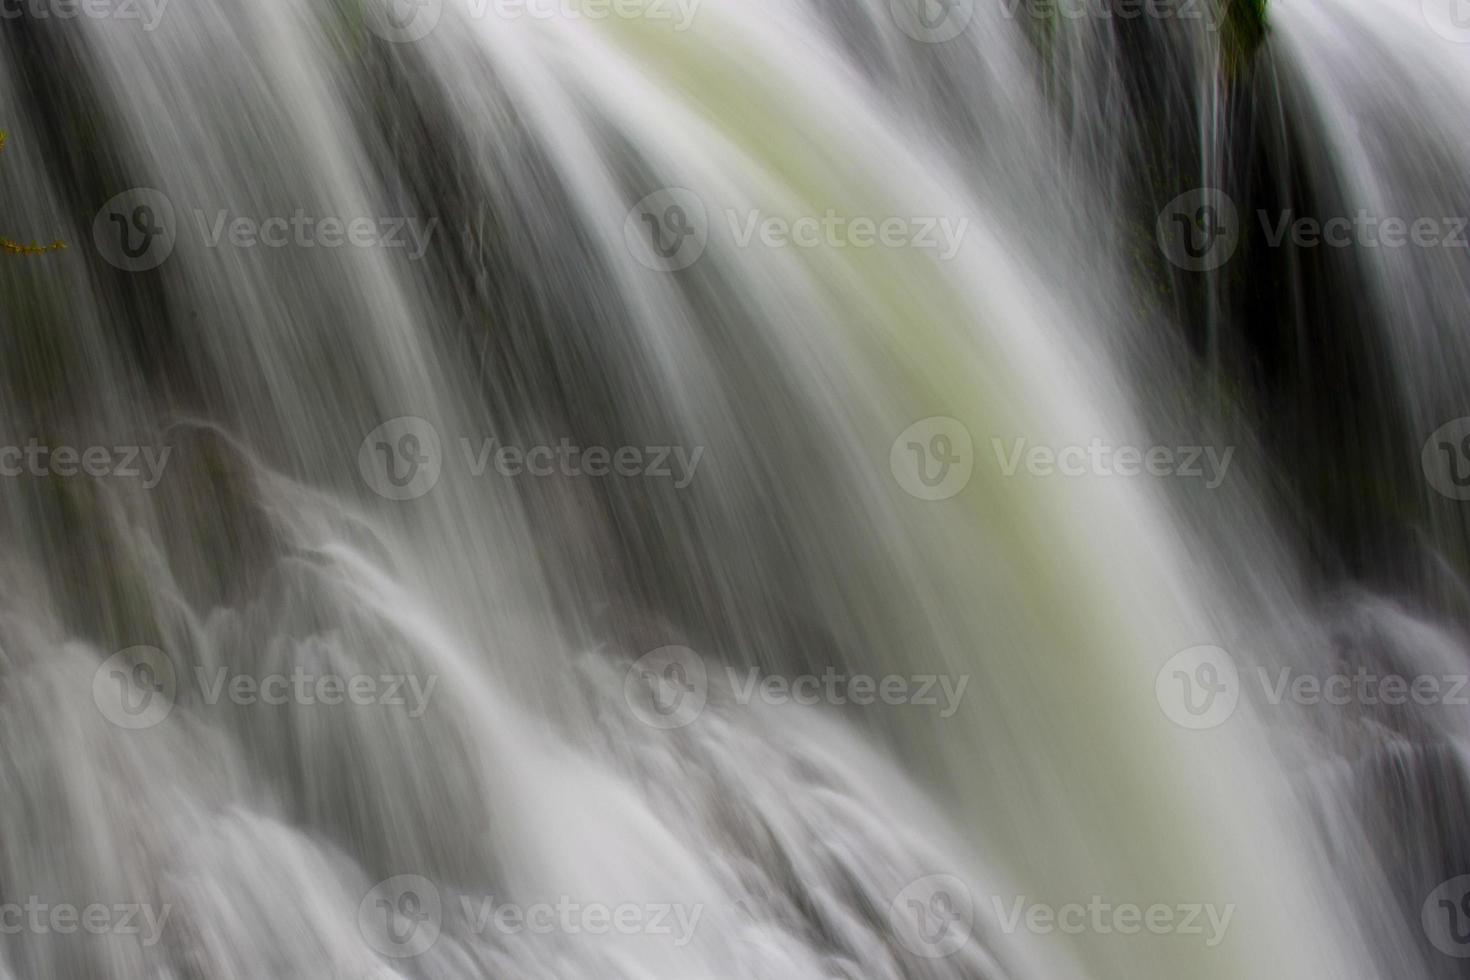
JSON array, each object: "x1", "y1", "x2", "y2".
[{"x1": 2, "y1": 0, "x2": 1470, "y2": 976}]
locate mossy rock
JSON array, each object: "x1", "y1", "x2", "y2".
[{"x1": 1220, "y1": 0, "x2": 1269, "y2": 77}]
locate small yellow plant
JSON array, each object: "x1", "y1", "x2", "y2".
[{"x1": 1, "y1": 130, "x2": 67, "y2": 256}]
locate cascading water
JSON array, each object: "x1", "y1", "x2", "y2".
[{"x1": 1, "y1": 0, "x2": 1468, "y2": 975}]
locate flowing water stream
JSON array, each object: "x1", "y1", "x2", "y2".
[{"x1": 1, "y1": 0, "x2": 1469, "y2": 976}]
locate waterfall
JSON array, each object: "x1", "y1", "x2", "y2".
[{"x1": 0, "y1": 0, "x2": 1467, "y2": 975}]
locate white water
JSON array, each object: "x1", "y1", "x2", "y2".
[{"x1": 0, "y1": 0, "x2": 1466, "y2": 976}]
